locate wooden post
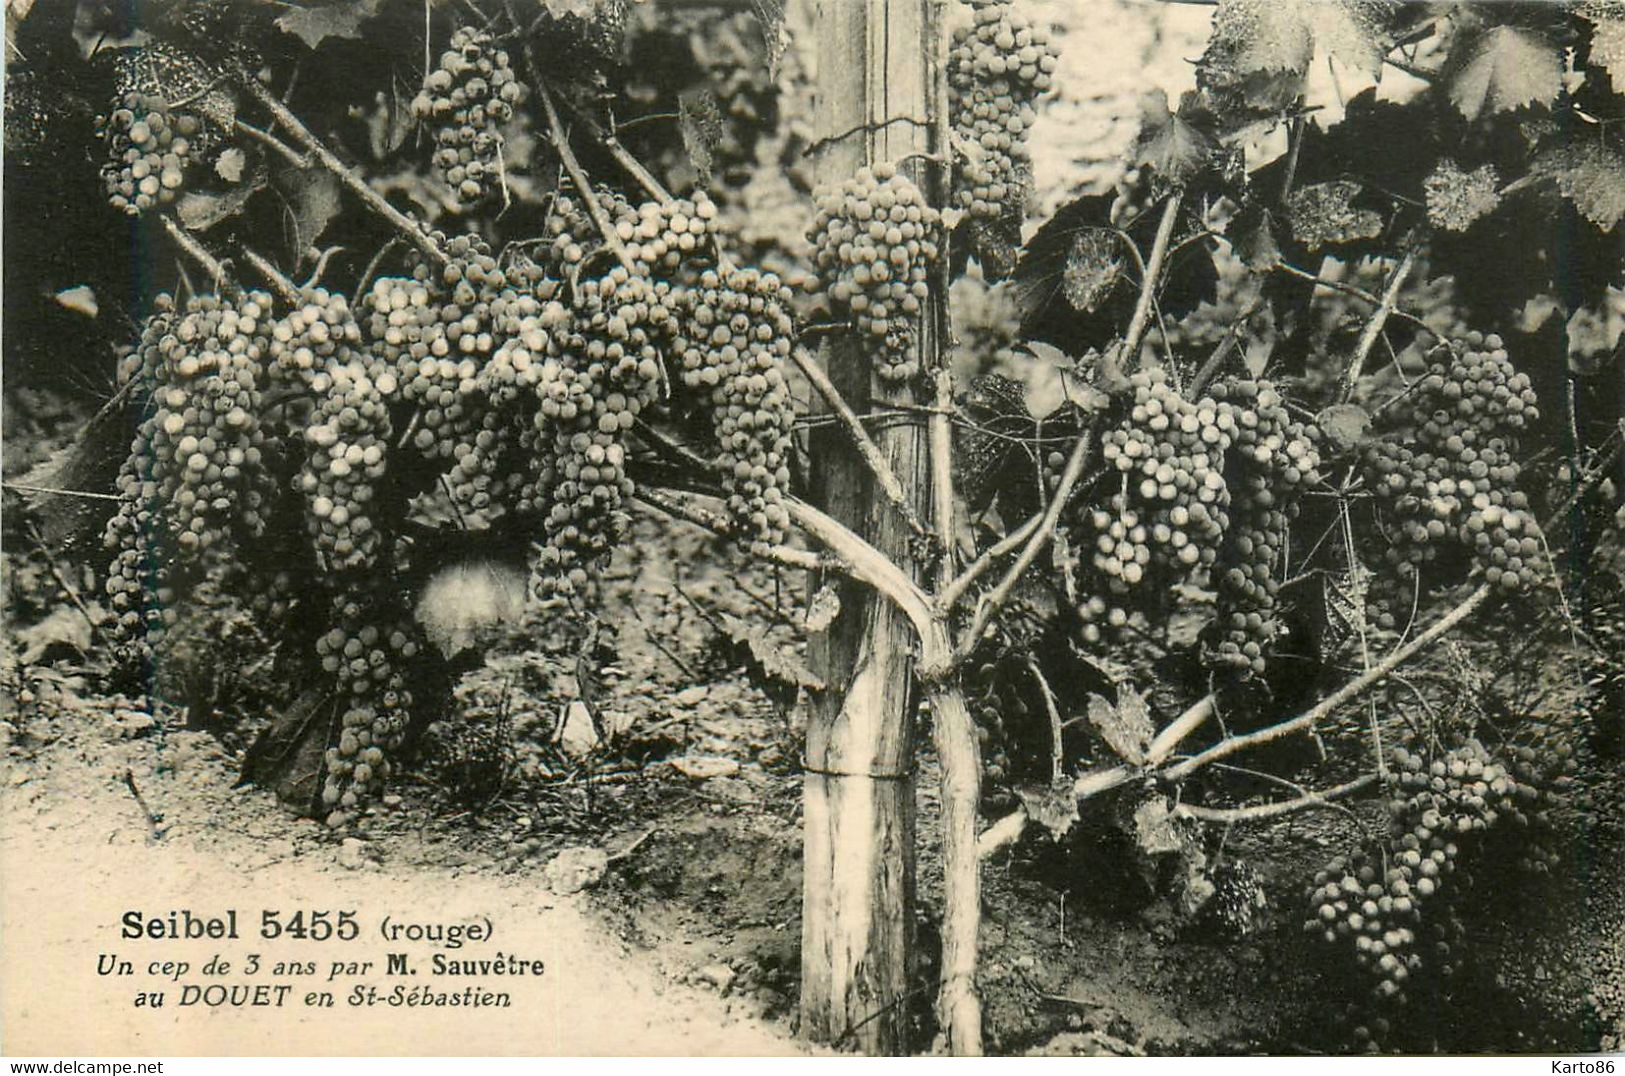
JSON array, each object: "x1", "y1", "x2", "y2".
[{"x1": 800, "y1": 0, "x2": 945, "y2": 1055}]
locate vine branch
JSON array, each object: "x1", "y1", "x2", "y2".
[
  {"x1": 159, "y1": 215, "x2": 237, "y2": 298},
  {"x1": 235, "y1": 70, "x2": 447, "y2": 266}
]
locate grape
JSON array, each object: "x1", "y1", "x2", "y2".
[
  {"x1": 98, "y1": 91, "x2": 204, "y2": 215},
  {"x1": 103, "y1": 292, "x2": 277, "y2": 663},
  {"x1": 948, "y1": 0, "x2": 1057, "y2": 225},
  {"x1": 1304, "y1": 739, "x2": 1555, "y2": 1030},
  {"x1": 413, "y1": 26, "x2": 528, "y2": 210},
  {"x1": 809, "y1": 163, "x2": 943, "y2": 383},
  {"x1": 317, "y1": 595, "x2": 421, "y2": 823},
  {"x1": 1362, "y1": 333, "x2": 1543, "y2": 608},
  {"x1": 667, "y1": 266, "x2": 797, "y2": 546}
]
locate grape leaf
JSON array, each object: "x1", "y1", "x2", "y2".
[
  {"x1": 176, "y1": 166, "x2": 266, "y2": 231},
  {"x1": 1534, "y1": 140, "x2": 1625, "y2": 232},
  {"x1": 1286, "y1": 180, "x2": 1383, "y2": 249},
  {"x1": 1131, "y1": 795, "x2": 1184, "y2": 857},
  {"x1": 1424, "y1": 160, "x2": 1501, "y2": 233},
  {"x1": 1582, "y1": 3, "x2": 1625, "y2": 87},
  {"x1": 1086, "y1": 685, "x2": 1155, "y2": 767},
  {"x1": 273, "y1": 162, "x2": 342, "y2": 261},
  {"x1": 1204, "y1": 0, "x2": 1390, "y2": 81},
  {"x1": 1448, "y1": 25, "x2": 1563, "y2": 121},
  {"x1": 679, "y1": 91, "x2": 725, "y2": 185},
  {"x1": 1015, "y1": 779, "x2": 1082, "y2": 842},
  {"x1": 274, "y1": 0, "x2": 386, "y2": 50},
  {"x1": 1230, "y1": 202, "x2": 1283, "y2": 270},
  {"x1": 1062, "y1": 230, "x2": 1124, "y2": 313},
  {"x1": 1133, "y1": 90, "x2": 1214, "y2": 186}
]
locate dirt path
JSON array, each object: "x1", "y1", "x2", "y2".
[{"x1": 0, "y1": 719, "x2": 804, "y2": 1057}]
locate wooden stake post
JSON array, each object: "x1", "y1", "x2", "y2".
[{"x1": 800, "y1": 0, "x2": 945, "y2": 1054}]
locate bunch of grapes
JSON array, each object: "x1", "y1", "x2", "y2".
[
  {"x1": 97, "y1": 45, "x2": 225, "y2": 216},
  {"x1": 294, "y1": 357, "x2": 395, "y2": 573},
  {"x1": 1205, "y1": 379, "x2": 1321, "y2": 678},
  {"x1": 1077, "y1": 367, "x2": 1234, "y2": 643},
  {"x1": 1304, "y1": 740, "x2": 1549, "y2": 1022},
  {"x1": 947, "y1": 0, "x2": 1057, "y2": 225},
  {"x1": 618, "y1": 192, "x2": 722, "y2": 276},
  {"x1": 317, "y1": 594, "x2": 421, "y2": 822},
  {"x1": 268, "y1": 287, "x2": 364, "y2": 378},
  {"x1": 809, "y1": 163, "x2": 942, "y2": 383},
  {"x1": 667, "y1": 267, "x2": 797, "y2": 546},
  {"x1": 530, "y1": 266, "x2": 665, "y2": 600},
  {"x1": 97, "y1": 92, "x2": 206, "y2": 215},
  {"x1": 545, "y1": 188, "x2": 640, "y2": 271},
  {"x1": 1362, "y1": 333, "x2": 1543, "y2": 604},
  {"x1": 413, "y1": 26, "x2": 527, "y2": 210},
  {"x1": 103, "y1": 292, "x2": 277, "y2": 659}
]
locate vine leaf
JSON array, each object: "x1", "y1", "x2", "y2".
[
  {"x1": 1087, "y1": 685, "x2": 1155, "y2": 767},
  {"x1": 1133, "y1": 90, "x2": 1214, "y2": 185},
  {"x1": 1204, "y1": 0, "x2": 1389, "y2": 81},
  {"x1": 1285, "y1": 180, "x2": 1383, "y2": 249},
  {"x1": 1424, "y1": 160, "x2": 1502, "y2": 233},
  {"x1": 1015, "y1": 779, "x2": 1081, "y2": 842},
  {"x1": 1231, "y1": 202, "x2": 1283, "y2": 270},
  {"x1": 1062, "y1": 230, "x2": 1125, "y2": 313},
  {"x1": 273, "y1": 0, "x2": 386, "y2": 50},
  {"x1": 1448, "y1": 25, "x2": 1562, "y2": 121},
  {"x1": 273, "y1": 163, "x2": 343, "y2": 261},
  {"x1": 679, "y1": 91, "x2": 725, "y2": 185},
  {"x1": 176, "y1": 165, "x2": 267, "y2": 231},
  {"x1": 1581, "y1": 3, "x2": 1625, "y2": 87},
  {"x1": 1534, "y1": 140, "x2": 1625, "y2": 232},
  {"x1": 719, "y1": 612, "x2": 825, "y2": 693}
]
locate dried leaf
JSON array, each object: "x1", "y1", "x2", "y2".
[
  {"x1": 1449, "y1": 25, "x2": 1563, "y2": 122},
  {"x1": 16, "y1": 607, "x2": 93, "y2": 665},
  {"x1": 215, "y1": 147, "x2": 246, "y2": 183},
  {"x1": 52, "y1": 286, "x2": 98, "y2": 318},
  {"x1": 1316, "y1": 402, "x2": 1373, "y2": 451},
  {"x1": 721, "y1": 612, "x2": 824, "y2": 692},
  {"x1": 1286, "y1": 180, "x2": 1383, "y2": 249},
  {"x1": 1015, "y1": 778, "x2": 1082, "y2": 842},
  {"x1": 1535, "y1": 140, "x2": 1625, "y2": 232},
  {"x1": 1086, "y1": 684, "x2": 1155, "y2": 766},
  {"x1": 1131, "y1": 795, "x2": 1184, "y2": 857},
  {"x1": 805, "y1": 585, "x2": 841, "y2": 634},
  {"x1": 679, "y1": 91, "x2": 724, "y2": 185},
  {"x1": 274, "y1": 0, "x2": 386, "y2": 50}
]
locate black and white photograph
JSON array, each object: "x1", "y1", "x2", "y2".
[{"x1": 2, "y1": 0, "x2": 1622, "y2": 1060}]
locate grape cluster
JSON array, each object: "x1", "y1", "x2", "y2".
[
  {"x1": 1304, "y1": 741, "x2": 1546, "y2": 1018},
  {"x1": 1206, "y1": 379, "x2": 1321, "y2": 678},
  {"x1": 530, "y1": 266, "x2": 665, "y2": 600},
  {"x1": 269, "y1": 287, "x2": 364, "y2": 377},
  {"x1": 104, "y1": 293, "x2": 276, "y2": 657},
  {"x1": 413, "y1": 26, "x2": 527, "y2": 209},
  {"x1": 1362, "y1": 333, "x2": 1543, "y2": 602},
  {"x1": 809, "y1": 164, "x2": 942, "y2": 382},
  {"x1": 295, "y1": 356, "x2": 394, "y2": 573},
  {"x1": 98, "y1": 92, "x2": 205, "y2": 214},
  {"x1": 317, "y1": 595, "x2": 421, "y2": 821},
  {"x1": 948, "y1": 0, "x2": 1057, "y2": 224},
  {"x1": 1080, "y1": 367, "x2": 1234, "y2": 641},
  {"x1": 668, "y1": 267, "x2": 796, "y2": 546},
  {"x1": 618, "y1": 192, "x2": 722, "y2": 275}
]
